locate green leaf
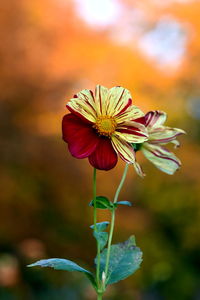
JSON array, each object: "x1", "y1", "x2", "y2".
[
  {"x1": 28, "y1": 258, "x2": 96, "y2": 288},
  {"x1": 90, "y1": 221, "x2": 109, "y2": 231},
  {"x1": 116, "y1": 201, "x2": 132, "y2": 207},
  {"x1": 94, "y1": 231, "x2": 108, "y2": 251},
  {"x1": 96, "y1": 236, "x2": 142, "y2": 285},
  {"x1": 90, "y1": 222, "x2": 109, "y2": 251},
  {"x1": 89, "y1": 196, "x2": 113, "y2": 209}
]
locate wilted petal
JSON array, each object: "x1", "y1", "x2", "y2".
[
  {"x1": 148, "y1": 127, "x2": 186, "y2": 144},
  {"x1": 111, "y1": 135, "x2": 135, "y2": 163},
  {"x1": 133, "y1": 161, "x2": 146, "y2": 178},
  {"x1": 142, "y1": 143, "x2": 181, "y2": 175},
  {"x1": 62, "y1": 114, "x2": 100, "y2": 158},
  {"x1": 170, "y1": 139, "x2": 181, "y2": 148},
  {"x1": 88, "y1": 138, "x2": 118, "y2": 170},
  {"x1": 145, "y1": 111, "x2": 167, "y2": 128}
]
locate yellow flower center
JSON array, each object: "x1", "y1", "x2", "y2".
[{"x1": 93, "y1": 116, "x2": 117, "y2": 137}]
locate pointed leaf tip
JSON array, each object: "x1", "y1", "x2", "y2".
[
  {"x1": 90, "y1": 221, "x2": 109, "y2": 231},
  {"x1": 116, "y1": 201, "x2": 132, "y2": 207},
  {"x1": 27, "y1": 258, "x2": 96, "y2": 288}
]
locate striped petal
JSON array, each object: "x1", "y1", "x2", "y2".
[
  {"x1": 62, "y1": 114, "x2": 100, "y2": 158},
  {"x1": 95, "y1": 85, "x2": 109, "y2": 116},
  {"x1": 88, "y1": 138, "x2": 118, "y2": 170},
  {"x1": 115, "y1": 105, "x2": 145, "y2": 124},
  {"x1": 133, "y1": 161, "x2": 146, "y2": 178},
  {"x1": 106, "y1": 86, "x2": 132, "y2": 116},
  {"x1": 116, "y1": 121, "x2": 148, "y2": 143},
  {"x1": 148, "y1": 127, "x2": 186, "y2": 144},
  {"x1": 142, "y1": 143, "x2": 181, "y2": 175},
  {"x1": 67, "y1": 89, "x2": 97, "y2": 123},
  {"x1": 145, "y1": 111, "x2": 167, "y2": 128},
  {"x1": 111, "y1": 135, "x2": 135, "y2": 164}
]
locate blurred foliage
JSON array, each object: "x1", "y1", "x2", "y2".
[{"x1": 0, "y1": 0, "x2": 200, "y2": 299}]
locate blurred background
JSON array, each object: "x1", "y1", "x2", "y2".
[{"x1": 0, "y1": 0, "x2": 200, "y2": 299}]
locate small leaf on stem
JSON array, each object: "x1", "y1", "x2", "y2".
[
  {"x1": 90, "y1": 221, "x2": 110, "y2": 251},
  {"x1": 90, "y1": 221, "x2": 109, "y2": 231},
  {"x1": 89, "y1": 196, "x2": 113, "y2": 209},
  {"x1": 115, "y1": 201, "x2": 132, "y2": 207},
  {"x1": 94, "y1": 231, "x2": 108, "y2": 251}
]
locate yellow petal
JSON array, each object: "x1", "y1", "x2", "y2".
[
  {"x1": 133, "y1": 161, "x2": 146, "y2": 178},
  {"x1": 115, "y1": 105, "x2": 144, "y2": 124},
  {"x1": 111, "y1": 135, "x2": 135, "y2": 163},
  {"x1": 106, "y1": 87, "x2": 132, "y2": 116},
  {"x1": 67, "y1": 89, "x2": 97, "y2": 123},
  {"x1": 142, "y1": 143, "x2": 181, "y2": 175},
  {"x1": 95, "y1": 85, "x2": 109, "y2": 116},
  {"x1": 116, "y1": 120, "x2": 148, "y2": 143},
  {"x1": 146, "y1": 111, "x2": 167, "y2": 128},
  {"x1": 114, "y1": 131, "x2": 147, "y2": 143},
  {"x1": 148, "y1": 126, "x2": 186, "y2": 143}
]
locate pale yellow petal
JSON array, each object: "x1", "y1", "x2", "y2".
[
  {"x1": 145, "y1": 111, "x2": 167, "y2": 128},
  {"x1": 111, "y1": 135, "x2": 135, "y2": 163},
  {"x1": 77, "y1": 89, "x2": 97, "y2": 113},
  {"x1": 142, "y1": 143, "x2": 181, "y2": 175},
  {"x1": 67, "y1": 89, "x2": 97, "y2": 123},
  {"x1": 116, "y1": 120, "x2": 148, "y2": 143},
  {"x1": 133, "y1": 161, "x2": 146, "y2": 178},
  {"x1": 115, "y1": 105, "x2": 144, "y2": 124},
  {"x1": 114, "y1": 131, "x2": 147, "y2": 143},
  {"x1": 106, "y1": 87, "x2": 132, "y2": 116},
  {"x1": 95, "y1": 85, "x2": 109, "y2": 116},
  {"x1": 148, "y1": 127, "x2": 186, "y2": 143}
]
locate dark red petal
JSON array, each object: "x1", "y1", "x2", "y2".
[
  {"x1": 134, "y1": 116, "x2": 146, "y2": 125},
  {"x1": 62, "y1": 114, "x2": 100, "y2": 158},
  {"x1": 88, "y1": 138, "x2": 118, "y2": 171}
]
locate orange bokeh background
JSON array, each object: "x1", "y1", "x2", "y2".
[{"x1": 0, "y1": 0, "x2": 200, "y2": 299}]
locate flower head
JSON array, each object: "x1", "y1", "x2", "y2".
[
  {"x1": 134, "y1": 110, "x2": 185, "y2": 176},
  {"x1": 62, "y1": 85, "x2": 148, "y2": 170}
]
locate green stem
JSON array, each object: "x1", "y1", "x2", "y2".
[
  {"x1": 93, "y1": 168, "x2": 97, "y2": 231},
  {"x1": 104, "y1": 163, "x2": 129, "y2": 285},
  {"x1": 97, "y1": 293, "x2": 103, "y2": 300},
  {"x1": 93, "y1": 168, "x2": 101, "y2": 289}
]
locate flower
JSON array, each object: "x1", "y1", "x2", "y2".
[
  {"x1": 62, "y1": 85, "x2": 148, "y2": 170},
  {"x1": 134, "y1": 110, "x2": 185, "y2": 176}
]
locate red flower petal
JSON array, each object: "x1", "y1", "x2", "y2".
[
  {"x1": 62, "y1": 114, "x2": 100, "y2": 158},
  {"x1": 88, "y1": 138, "x2": 118, "y2": 171},
  {"x1": 134, "y1": 116, "x2": 146, "y2": 125}
]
